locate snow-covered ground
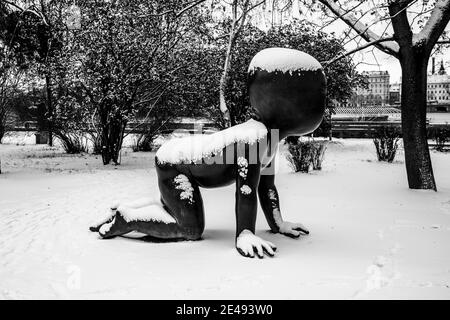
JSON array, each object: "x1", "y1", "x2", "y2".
[{"x1": 0, "y1": 135, "x2": 450, "y2": 299}]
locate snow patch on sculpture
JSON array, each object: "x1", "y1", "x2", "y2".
[
  {"x1": 91, "y1": 197, "x2": 161, "y2": 230},
  {"x1": 112, "y1": 197, "x2": 159, "y2": 211},
  {"x1": 248, "y1": 48, "x2": 323, "y2": 75},
  {"x1": 91, "y1": 208, "x2": 116, "y2": 231},
  {"x1": 174, "y1": 174, "x2": 194, "y2": 203},
  {"x1": 268, "y1": 189, "x2": 277, "y2": 202},
  {"x1": 117, "y1": 205, "x2": 176, "y2": 224},
  {"x1": 99, "y1": 218, "x2": 115, "y2": 235},
  {"x1": 156, "y1": 119, "x2": 267, "y2": 164},
  {"x1": 237, "y1": 157, "x2": 249, "y2": 178},
  {"x1": 240, "y1": 185, "x2": 252, "y2": 195}
]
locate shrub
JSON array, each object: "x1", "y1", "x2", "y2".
[
  {"x1": 286, "y1": 137, "x2": 328, "y2": 173},
  {"x1": 430, "y1": 125, "x2": 450, "y2": 152},
  {"x1": 373, "y1": 126, "x2": 401, "y2": 162},
  {"x1": 132, "y1": 134, "x2": 157, "y2": 152},
  {"x1": 55, "y1": 131, "x2": 89, "y2": 154},
  {"x1": 87, "y1": 132, "x2": 103, "y2": 155},
  {"x1": 311, "y1": 140, "x2": 328, "y2": 170}
]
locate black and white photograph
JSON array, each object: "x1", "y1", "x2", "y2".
[{"x1": 0, "y1": 0, "x2": 450, "y2": 302}]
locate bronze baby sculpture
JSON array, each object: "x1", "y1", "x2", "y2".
[{"x1": 90, "y1": 48, "x2": 327, "y2": 258}]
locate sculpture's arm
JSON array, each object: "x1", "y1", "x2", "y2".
[
  {"x1": 235, "y1": 154, "x2": 260, "y2": 236},
  {"x1": 258, "y1": 163, "x2": 309, "y2": 238},
  {"x1": 258, "y1": 173, "x2": 281, "y2": 233},
  {"x1": 234, "y1": 145, "x2": 276, "y2": 258}
]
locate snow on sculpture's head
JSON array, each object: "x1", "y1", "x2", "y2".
[{"x1": 248, "y1": 48, "x2": 327, "y2": 138}]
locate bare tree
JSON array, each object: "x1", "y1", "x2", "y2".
[
  {"x1": 0, "y1": 65, "x2": 22, "y2": 143},
  {"x1": 311, "y1": 0, "x2": 450, "y2": 191},
  {"x1": 216, "y1": 0, "x2": 266, "y2": 126},
  {"x1": 0, "y1": 0, "x2": 70, "y2": 147}
]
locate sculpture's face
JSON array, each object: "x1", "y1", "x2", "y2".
[{"x1": 248, "y1": 48, "x2": 327, "y2": 138}]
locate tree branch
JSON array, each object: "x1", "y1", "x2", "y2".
[
  {"x1": 0, "y1": 0, "x2": 49, "y2": 25},
  {"x1": 388, "y1": 0, "x2": 414, "y2": 48},
  {"x1": 136, "y1": 0, "x2": 207, "y2": 19},
  {"x1": 317, "y1": 0, "x2": 400, "y2": 57},
  {"x1": 323, "y1": 37, "x2": 396, "y2": 65},
  {"x1": 413, "y1": 0, "x2": 450, "y2": 51},
  {"x1": 176, "y1": 0, "x2": 208, "y2": 17}
]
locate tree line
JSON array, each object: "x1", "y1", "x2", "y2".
[
  {"x1": 0, "y1": 0, "x2": 361, "y2": 164},
  {"x1": 2, "y1": 0, "x2": 449, "y2": 192}
]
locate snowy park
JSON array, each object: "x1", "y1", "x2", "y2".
[
  {"x1": 1, "y1": 134, "x2": 449, "y2": 299},
  {"x1": 1, "y1": 0, "x2": 450, "y2": 303}
]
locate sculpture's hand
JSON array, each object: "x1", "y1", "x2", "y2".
[
  {"x1": 277, "y1": 221, "x2": 309, "y2": 238},
  {"x1": 236, "y1": 230, "x2": 277, "y2": 259}
]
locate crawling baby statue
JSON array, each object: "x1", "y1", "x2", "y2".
[{"x1": 90, "y1": 48, "x2": 327, "y2": 258}]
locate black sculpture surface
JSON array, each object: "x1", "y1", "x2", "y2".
[{"x1": 91, "y1": 48, "x2": 327, "y2": 258}]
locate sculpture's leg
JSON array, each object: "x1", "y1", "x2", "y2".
[
  {"x1": 90, "y1": 197, "x2": 159, "y2": 232},
  {"x1": 97, "y1": 164, "x2": 205, "y2": 241}
]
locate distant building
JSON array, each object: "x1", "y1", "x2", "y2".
[
  {"x1": 355, "y1": 71, "x2": 390, "y2": 106},
  {"x1": 395, "y1": 58, "x2": 450, "y2": 112},
  {"x1": 427, "y1": 61, "x2": 450, "y2": 110},
  {"x1": 389, "y1": 83, "x2": 401, "y2": 106}
]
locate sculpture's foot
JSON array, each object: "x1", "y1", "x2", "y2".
[
  {"x1": 98, "y1": 213, "x2": 132, "y2": 239},
  {"x1": 89, "y1": 208, "x2": 117, "y2": 232},
  {"x1": 90, "y1": 197, "x2": 159, "y2": 233}
]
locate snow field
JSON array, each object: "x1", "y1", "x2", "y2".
[{"x1": 0, "y1": 138, "x2": 449, "y2": 299}]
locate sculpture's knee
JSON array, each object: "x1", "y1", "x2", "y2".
[{"x1": 183, "y1": 225, "x2": 204, "y2": 241}]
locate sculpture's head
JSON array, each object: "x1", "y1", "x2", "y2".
[{"x1": 248, "y1": 48, "x2": 327, "y2": 139}]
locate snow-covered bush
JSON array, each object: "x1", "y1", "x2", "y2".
[
  {"x1": 286, "y1": 137, "x2": 328, "y2": 173},
  {"x1": 430, "y1": 126, "x2": 450, "y2": 152},
  {"x1": 373, "y1": 126, "x2": 401, "y2": 162},
  {"x1": 55, "y1": 131, "x2": 89, "y2": 154},
  {"x1": 132, "y1": 134, "x2": 158, "y2": 152},
  {"x1": 87, "y1": 133, "x2": 102, "y2": 155},
  {"x1": 311, "y1": 140, "x2": 328, "y2": 170}
]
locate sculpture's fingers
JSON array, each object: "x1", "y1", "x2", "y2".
[
  {"x1": 254, "y1": 245, "x2": 264, "y2": 259},
  {"x1": 246, "y1": 245, "x2": 255, "y2": 258},
  {"x1": 262, "y1": 242, "x2": 276, "y2": 257},
  {"x1": 265, "y1": 240, "x2": 276, "y2": 249},
  {"x1": 283, "y1": 230, "x2": 301, "y2": 238},
  {"x1": 237, "y1": 247, "x2": 254, "y2": 258},
  {"x1": 293, "y1": 224, "x2": 310, "y2": 235}
]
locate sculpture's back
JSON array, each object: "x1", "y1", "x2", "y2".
[{"x1": 248, "y1": 48, "x2": 327, "y2": 138}]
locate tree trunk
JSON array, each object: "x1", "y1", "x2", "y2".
[
  {"x1": 399, "y1": 50, "x2": 437, "y2": 191},
  {"x1": 100, "y1": 112, "x2": 126, "y2": 165},
  {"x1": 45, "y1": 74, "x2": 53, "y2": 147},
  {"x1": 0, "y1": 123, "x2": 5, "y2": 144},
  {"x1": 219, "y1": 0, "x2": 251, "y2": 128},
  {"x1": 219, "y1": 27, "x2": 236, "y2": 128}
]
